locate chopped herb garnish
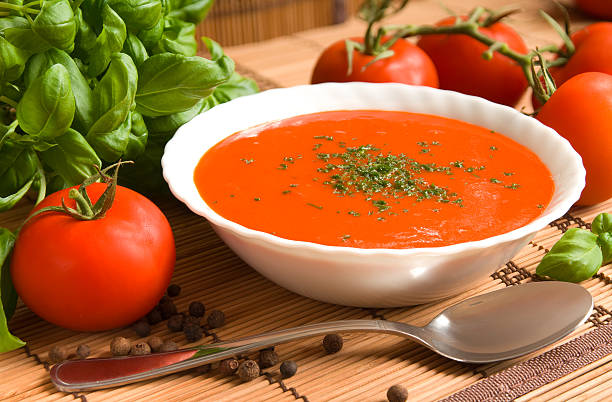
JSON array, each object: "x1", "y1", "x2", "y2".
[
  {"x1": 490, "y1": 178, "x2": 502, "y2": 184},
  {"x1": 377, "y1": 217, "x2": 386, "y2": 221},
  {"x1": 490, "y1": 146, "x2": 498, "y2": 151},
  {"x1": 420, "y1": 148, "x2": 430, "y2": 153},
  {"x1": 254, "y1": 197, "x2": 261, "y2": 201},
  {"x1": 230, "y1": 194, "x2": 235, "y2": 197},
  {"x1": 341, "y1": 234, "x2": 351, "y2": 241},
  {"x1": 282, "y1": 190, "x2": 291, "y2": 194},
  {"x1": 504, "y1": 183, "x2": 520, "y2": 190},
  {"x1": 431, "y1": 141, "x2": 440, "y2": 145},
  {"x1": 314, "y1": 135, "x2": 334, "y2": 141},
  {"x1": 241, "y1": 158, "x2": 254, "y2": 164},
  {"x1": 313, "y1": 143, "x2": 323, "y2": 150},
  {"x1": 503, "y1": 172, "x2": 515, "y2": 176},
  {"x1": 432, "y1": 208, "x2": 440, "y2": 212},
  {"x1": 348, "y1": 210, "x2": 360, "y2": 217},
  {"x1": 307, "y1": 202, "x2": 323, "y2": 210},
  {"x1": 278, "y1": 163, "x2": 288, "y2": 170},
  {"x1": 289, "y1": 184, "x2": 298, "y2": 187},
  {"x1": 537, "y1": 204, "x2": 544, "y2": 209}
]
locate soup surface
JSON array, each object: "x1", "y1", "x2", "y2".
[{"x1": 194, "y1": 110, "x2": 554, "y2": 248}]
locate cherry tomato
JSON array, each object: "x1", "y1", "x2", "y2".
[
  {"x1": 11, "y1": 183, "x2": 175, "y2": 331},
  {"x1": 532, "y1": 22, "x2": 612, "y2": 110},
  {"x1": 417, "y1": 16, "x2": 528, "y2": 106},
  {"x1": 575, "y1": 0, "x2": 612, "y2": 19},
  {"x1": 536, "y1": 72, "x2": 612, "y2": 205},
  {"x1": 311, "y1": 36, "x2": 439, "y2": 87}
]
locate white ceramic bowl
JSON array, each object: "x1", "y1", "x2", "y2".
[{"x1": 162, "y1": 83, "x2": 585, "y2": 307}]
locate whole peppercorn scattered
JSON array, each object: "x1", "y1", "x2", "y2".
[
  {"x1": 158, "y1": 297, "x2": 178, "y2": 319},
  {"x1": 76, "y1": 344, "x2": 91, "y2": 359},
  {"x1": 280, "y1": 360, "x2": 298, "y2": 379},
  {"x1": 167, "y1": 314, "x2": 184, "y2": 332},
  {"x1": 148, "y1": 336, "x2": 164, "y2": 353},
  {"x1": 189, "y1": 301, "x2": 205, "y2": 318},
  {"x1": 132, "y1": 320, "x2": 151, "y2": 337},
  {"x1": 195, "y1": 364, "x2": 212, "y2": 375},
  {"x1": 184, "y1": 315, "x2": 201, "y2": 327},
  {"x1": 160, "y1": 340, "x2": 178, "y2": 352},
  {"x1": 207, "y1": 309, "x2": 225, "y2": 329},
  {"x1": 323, "y1": 334, "x2": 343, "y2": 354},
  {"x1": 387, "y1": 384, "x2": 408, "y2": 402},
  {"x1": 167, "y1": 284, "x2": 181, "y2": 297},
  {"x1": 48, "y1": 345, "x2": 68, "y2": 364},
  {"x1": 131, "y1": 342, "x2": 152, "y2": 356},
  {"x1": 110, "y1": 337, "x2": 131, "y2": 356},
  {"x1": 218, "y1": 358, "x2": 239, "y2": 376},
  {"x1": 237, "y1": 360, "x2": 260, "y2": 382},
  {"x1": 259, "y1": 349, "x2": 279, "y2": 369},
  {"x1": 146, "y1": 307, "x2": 163, "y2": 325},
  {"x1": 184, "y1": 322, "x2": 203, "y2": 342}
]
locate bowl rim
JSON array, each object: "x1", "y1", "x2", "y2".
[{"x1": 162, "y1": 82, "x2": 586, "y2": 257}]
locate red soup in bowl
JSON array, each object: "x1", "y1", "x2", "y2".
[{"x1": 194, "y1": 110, "x2": 554, "y2": 249}]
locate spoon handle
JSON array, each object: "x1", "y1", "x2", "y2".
[{"x1": 50, "y1": 319, "x2": 399, "y2": 392}]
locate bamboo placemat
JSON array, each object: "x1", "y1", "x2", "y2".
[{"x1": 2, "y1": 71, "x2": 612, "y2": 401}]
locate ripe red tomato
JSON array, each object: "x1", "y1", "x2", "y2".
[
  {"x1": 311, "y1": 36, "x2": 439, "y2": 87},
  {"x1": 11, "y1": 183, "x2": 175, "y2": 331},
  {"x1": 417, "y1": 16, "x2": 528, "y2": 106},
  {"x1": 575, "y1": 0, "x2": 612, "y2": 19},
  {"x1": 536, "y1": 72, "x2": 612, "y2": 205}
]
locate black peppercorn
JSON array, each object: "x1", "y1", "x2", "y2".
[
  {"x1": 130, "y1": 342, "x2": 152, "y2": 356},
  {"x1": 323, "y1": 334, "x2": 343, "y2": 354},
  {"x1": 110, "y1": 337, "x2": 131, "y2": 356},
  {"x1": 237, "y1": 360, "x2": 260, "y2": 382},
  {"x1": 167, "y1": 314, "x2": 184, "y2": 332},
  {"x1": 387, "y1": 384, "x2": 408, "y2": 402},
  {"x1": 184, "y1": 323, "x2": 203, "y2": 342},
  {"x1": 184, "y1": 315, "x2": 201, "y2": 327},
  {"x1": 259, "y1": 349, "x2": 279, "y2": 368},
  {"x1": 147, "y1": 307, "x2": 163, "y2": 325},
  {"x1": 159, "y1": 298, "x2": 178, "y2": 319},
  {"x1": 218, "y1": 358, "x2": 239, "y2": 376},
  {"x1": 148, "y1": 336, "x2": 164, "y2": 353},
  {"x1": 207, "y1": 309, "x2": 225, "y2": 329},
  {"x1": 48, "y1": 345, "x2": 68, "y2": 364},
  {"x1": 167, "y1": 284, "x2": 181, "y2": 297},
  {"x1": 189, "y1": 301, "x2": 205, "y2": 318},
  {"x1": 76, "y1": 344, "x2": 90, "y2": 359},
  {"x1": 160, "y1": 340, "x2": 178, "y2": 352},
  {"x1": 132, "y1": 320, "x2": 151, "y2": 337},
  {"x1": 280, "y1": 360, "x2": 298, "y2": 379}
]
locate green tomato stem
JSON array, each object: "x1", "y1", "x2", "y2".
[{"x1": 0, "y1": 2, "x2": 39, "y2": 14}]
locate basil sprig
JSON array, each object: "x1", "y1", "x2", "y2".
[{"x1": 537, "y1": 213, "x2": 612, "y2": 282}]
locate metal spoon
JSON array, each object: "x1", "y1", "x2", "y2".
[{"x1": 50, "y1": 281, "x2": 592, "y2": 392}]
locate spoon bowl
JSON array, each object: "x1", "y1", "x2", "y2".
[{"x1": 50, "y1": 281, "x2": 592, "y2": 392}]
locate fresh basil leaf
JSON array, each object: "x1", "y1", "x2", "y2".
[
  {"x1": 39, "y1": 129, "x2": 101, "y2": 186},
  {"x1": 87, "y1": 52, "x2": 138, "y2": 160},
  {"x1": 597, "y1": 232, "x2": 612, "y2": 266},
  {"x1": 124, "y1": 111, "x2": 148, "y2": 160},
  {"x1": 122, "y1": 33, "x2": 149, "y2": 67},
  {"x1": 144, "y1": 97, "x2": 205, "y2": 134},
  {"x1": 167, "y1": 0, "x2": 213, "y2": 23},
  {"x1": 119, "y1": 134, "x2": 167, "y2": 193},
  {"x1": 0, "y1": 229, "x2": 17, "y2": 320},
  {"x1": 136, "y1": 52, "x2": 234, "y2": 117},
  {"x1": 0, "y1": 141, "x2": 37, "y2": 197},
  {"x1": 73, "y1": 7, "x2": 97, "y2": 59},
  {"x1": 0, "y1": 227, "x2": 24, "y2": 353},
  {"x1": 0, "y1": 175, "x2": 35, "y2": 213},
  {"x1": 151, "y1": 17, "x2": 196, "y2": 56},
  {"x1": 83, "y1": 4, "x2": 127, "y2": 78},
  {"x1": 17, "y1": 63, "x2": 75, "y2": 139},
  {"x1": 208, "y1": 71, "x2": 259, "y2": 104},
  {"x1": 32, "y1": 0, "x2": 77, "y2": 52},
  {"x1": 108, "y1": 0, "x2": 162, "y2": 33},
  {"x1": 137, "y1": 15, "x2": 164, "y2": 49},
  {"x1": 4, "y1": 26, "x2": 52, "y2": 54},
  {"x1": 536, "y1": 228, "x2": 603, "y2": 282},
  {"x1": 0, "y1": 37, "x2": 29, "y2": 83},
  {"x1": 0, "y1": 16, "x2": 28, "y2": 34},
  {"x1": 24, "y1": 49, "x2": 94, "y2": 132},
  {"x1": 591, "y1": 213, "x2": 612, "y2": 236}
]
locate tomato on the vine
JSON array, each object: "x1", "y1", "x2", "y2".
[
  {"x1": 417, "y1": 16, "x2": 529, "y2": 106},
  {"x1": 11, "y1": 182, "x2": 175, "y2": 331},
  {"x1": 311, "y1": 36, "x2": 439, "y2": 87},
  {"x1": 536, "y1": 72, "x2": 612, "y2": 205},
  {"x1": 575, "y1": 0, "x2": 612, "y2": 20}
]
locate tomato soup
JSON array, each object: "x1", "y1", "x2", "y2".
[{"x1": 194, "y1": 110, "x2": 554, "y2": 248}]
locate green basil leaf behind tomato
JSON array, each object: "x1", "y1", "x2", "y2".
[
  {"x1": 0, "y1": 141, "x2": 37, "y2": 198},
  {"x1": 32, "y1": 0, "x2": 77, "y2": 52},
  {"x1": 122, "y1": 33, "x2": 149, "y2": 67},
  {"x1": 108, "y1": 0, "x2": 162, "y2": 33},
  {"x1": 87, "y1": 53, "x2": 138, "y2": 161},
  {"x1": 24, "y1": 49, "x2": 95, "y2": 133},
  {"x1": 167, "y1": 0, "x2": 213, "y2": 24},
  {"x1": 0, "y1": 227, "x2": 25, "y2": 353},
  {"x1": 135, "y1": 52, "x2": 234, "y2": 117},
  {"x1": 16, "y1": 64, "x2": 75, "y2": 140},
  {"x1": 39, "y1": 129, "x2": 101, "y2": 187},
  {"x1": 151, "y1": 17, "x2": 197, "y2": 56},
  {"x1": 591, "y1": 213, "x2": 612, "y2": 235},
  {"x1": 84, "y1": 4, "x2": 127, "y2": 78},
  {"x1": 536, "y1": 228, "x2": 603, "y2": 283}
]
